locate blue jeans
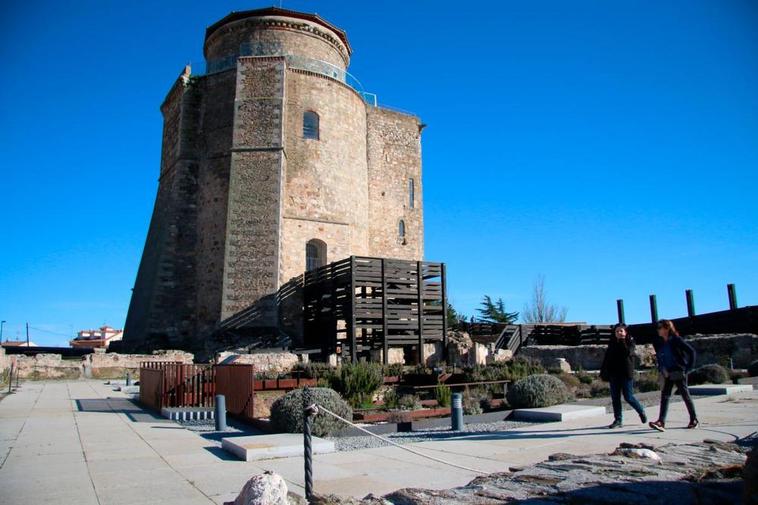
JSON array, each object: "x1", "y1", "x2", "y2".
[{"x1": 609, "y1": 378, "x2": 645, "y2": 422}]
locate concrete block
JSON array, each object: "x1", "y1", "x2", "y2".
[
  {"x1": 512, "y1": 404, "x2": 606, "y2": 422},
  {"x1": 221, "y1": 434, "x2": 335, "y2": 462},
  {"x1": 688, "y1": 384, "x2": 753, "y2": 396}
]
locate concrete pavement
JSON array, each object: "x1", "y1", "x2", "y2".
[{"x1": 1, "y1": 380, "x2": 756, "y2": 504}]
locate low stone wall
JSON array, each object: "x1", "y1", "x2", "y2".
[
  {"x1": 520, "y1": 344, "x2": 656, "y2": 371},
  {"x1": 83, "y1": 349, "x2": 194, "y2": 379},
  {"x1": 519, "y1": 333, "x2": 758, "y2": 371},
  {"x1": 0, "y1": 347, "x2": 11, "y2": 385},
  {"x1": 215, "y1": 351, "x2": 299, "y2": 375},
  {"x1": 686, "y1": 333, "x2": 757, "y2": 368},
  {"x1": 12, "y1": 350, "x2": 195, "y2": 381}
]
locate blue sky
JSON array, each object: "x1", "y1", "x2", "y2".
[{"x1": 0, "y1": 1, "x2": 756, "y2": 346}]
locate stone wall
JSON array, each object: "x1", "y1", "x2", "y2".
[
  {"x1": 215, "y1": 351, "x2": 299, "y2": 375},
  {"x1": 15, "y1": 354, "x2": 82, "y2": 380},
  {"x1": 366, "y1": 107, "x2": 424, "y2": 261},
  {"x1": 519, "y1": 334, "x2": 758, "y2": 370},
  {"x1": 0, "y1": 347, "x2": 11, "y2": 385}
]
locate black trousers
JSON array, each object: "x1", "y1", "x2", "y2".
[{"x1": 658, "y1": 376, "x2": 697, "y2": 423}]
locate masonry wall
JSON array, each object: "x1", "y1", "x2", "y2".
[
  {"x1": 366, "y1": 107, "x2": 424, "y2": 260},
  {"x1": 279, "y1": 69, "x2": 369, "y2": 283},
  {"x1": 220, "y1": 57, "x2": 286, "y2": 324}
]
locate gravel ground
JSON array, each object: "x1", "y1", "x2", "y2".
[{"x1": 328, "y1": 419, "x2": 535, "y2": 452}]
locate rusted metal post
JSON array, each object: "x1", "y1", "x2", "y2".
[
  {"x1": 727, "y1": 284, "x2": 738, "y2": 310},
  {"x1": 686, "y1": 289, "x2": 695, "y2": 317},
  {"x1": 616, "y1": 299, "x2": 625, "y2": 324},
  {"x1": 649, "y1": 294, "x2": 658, "y2": 323}
]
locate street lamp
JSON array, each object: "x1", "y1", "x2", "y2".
[{"x1": 0, "y1": 320, "x2": 5, "y2": 342}]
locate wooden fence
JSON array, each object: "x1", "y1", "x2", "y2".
[
  {"x1": 214, "y1": 364, "x2": 256, "y2": 421},
  {"x1": 138, "y1": 363, "x2": 215, "y2": 410}
]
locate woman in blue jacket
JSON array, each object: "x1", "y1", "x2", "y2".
[{"x1": 649, "y1": 319, "x2": 699, "y2": 431}]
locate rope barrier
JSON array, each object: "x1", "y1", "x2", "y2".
[{"x1": 315, "y1": 403, "x2": 489, "y2": 475}]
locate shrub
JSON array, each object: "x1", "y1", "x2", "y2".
[
  {"x1": 435, "y1": 383, "x2": 452, "y2": 407},
  {"x1": 382, "y1": 388, "x2": 399, "y2": 409},
  {"x1": 589, "y1": 380, "x2": 610, "y2": 398},
  {"x1": 506, "y1": 374, "x2": 570, "y2": 409},
  {"x1": 329, "y1": 362, "x2": 383, "y2": 407},
  {"x1": 270, "y1": 387, "x2": 351, "y2": 437},
  {"x1": 397, "y1": 394, "x2": 421, "y2": 411},
  {"x1": 462, "y1": 390, "x2": 483, "y2": 415},
  {"x1": 576, "y1": 371, "x2": 594, "y2": 385},
  {"x1": 748, "y1": 360, "x2": 758, "y2": 378},
  {"x1": 292, "y1": 362, "x2": 336, "y2": 381},
  {"x1": 688, "y1": 364, "x2": 730, "y2": 385},
  {"x1": 382, "y1": 363, "x2": 404, "y2": 377},
  {"x1": 557, "y1": 372, "x2": 581, "y2": 390},
  {"x1": 636, "y1": 370, "x2": 660, "y2": 392}
]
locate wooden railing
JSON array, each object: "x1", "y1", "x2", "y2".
[{"x1": 138, "y1": 363, "x2": 215, "y2": 410}]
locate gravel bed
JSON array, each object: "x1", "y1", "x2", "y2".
[{"x1": 329, "y1": 419, "x2": 535, "y2": 452}]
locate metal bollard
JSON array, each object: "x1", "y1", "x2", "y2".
[
  {"x1": 451, "y1": 392, "x2": 463, "y2": 431},
  {"x1": 125, "y1": 372, "x2": 132, "y2": 387},
  {"x1": 15, "y1": 366, "x2": 19, "y2": 388},
  {"x1": 215, "y1": 395, "x2": 227, "y2": 431},
  {"x1": 7, "y1": 364, "x2": 13, "y2": 394},
  {"x1": 303, "y1": 387, "x2": 317, "y2": 501}
]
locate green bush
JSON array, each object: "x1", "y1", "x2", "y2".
[
  {"x1": 636, "y1": 370, "x2": 660, "y2": 392},
  {"x1": 435, "y1": 383, "x2": 452, "y2": 407},
  {"x1": 462, "y1": 390, "x2": 483, "y2": 415},
  {"x1": 576, "y1": 371, "x2": 594, "y2": 385},
  {"x1": 748, "y1": 360, "x2": 758, "y2": 378},
  {"x1": 329, "y1": 362, "x2": 384, "y2": 407},
  {"x1": 688, "y1": 364, "x2": 730, "y2": 385},
  {"x1": 397, "y1": 394, "x2": 422, "y2": 411},
  {"x1": 382, "y1": 363, "x2": 405, "y2": 377},
  {"x1": 382, "y1": 388, "x2": 399, "y2": 409},
  {"x1": 589, "y1": 380, "x2": 610, "y2": 398},
  {"x1": 270, "y1": 387, "x2": 351, "y2": 437},
  {"x1": 506, "y1": 374, "x2": 570, "y2": 409},
  {"x1": 292, "y1": 362, "x2": 337, "y2": 381},
  {"x1": 556, "y1": 372, "x2": 581, "y2": 390}
]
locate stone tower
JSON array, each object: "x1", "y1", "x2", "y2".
[{"x1": 123, "y1": 7, "x2": 424, "y2": 353}]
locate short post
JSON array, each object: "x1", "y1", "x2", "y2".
[
  {"x1": 616, "y1": 299, "x2": 625, "y2": 325},
  {"x1": 685, "y1": 289, "x2": 696, "y2": 317},
  {"x1": 15, "y1": 366, "x2": 19, "y2": 388},
  {"x1": 727, "y1": 284, "x2": 738, "y2": 310},
  {"x1": 303, "y1": 387, "x2": 317, "y2": 501},
  {"x1": 649, "y1": 294, "x2": 658, "y2": 323},
  {"x1": 215, "y1": 394, "x2": 227, "y2": 431},
  {"x1": 7, "y1": 363, "x2": 13, "y2": 394},
  {"x1": 125, "y1": 371, "x2": 132, "y2": 387},
  {"x1": 451, "y1": 392, "x2": 463, "y2": 431}
]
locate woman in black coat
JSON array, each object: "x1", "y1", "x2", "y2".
[{"x1": 600, "y1": 323, "x2": 647, "y2": 428}]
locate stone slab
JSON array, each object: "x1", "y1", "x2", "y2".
[
  {"x1": 688, "y1": 384, "x2": 753, "y2": 396},
  {"x1": 221, "y1": 433, "x2": 335, "y2": 462},
  {"x1": 512, "y1": 404, "x2": 607, "y2": 422},
  {"x1": 115, "y1": 385, "x2": 139, "y2": 394}
]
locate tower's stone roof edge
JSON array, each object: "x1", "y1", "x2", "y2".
[{"x1": 205, "y1": 7, "x2": 351, "y2": 55}]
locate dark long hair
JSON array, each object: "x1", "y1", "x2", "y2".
[{"x1": 657, "y1": 319, "x2": 679, "y2": 337}]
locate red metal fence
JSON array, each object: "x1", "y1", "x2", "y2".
[
  {"x1": 215, "y1": 364, "x2": 256, "y2": 421},
  {"x1": 138, "y1": 362, "x2": 216, "y2": 410}
]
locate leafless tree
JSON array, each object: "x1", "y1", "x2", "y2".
[{"x1": 522, "y1": 275, "x2": 568, "y2": 323}]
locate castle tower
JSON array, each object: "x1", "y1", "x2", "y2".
[{"x1": 123, "y1": 8, "x2": 424, "y2": 353}]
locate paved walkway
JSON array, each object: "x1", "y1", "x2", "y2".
[{"x1": 0, "y1": 380, "x2": 756, "y2": 504}]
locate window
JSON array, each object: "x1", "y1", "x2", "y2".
[
  {"x1": 408, "y1": 178, "x2": 415, "y2": 209},
  {"x1": 306, "y1": 239, "x2": 326, "y2": 271},
  {"x1": 398, "y1": 220, "x2": 406, "y2": 243},
  {"x1": 303, "y1": 111, "x2": 320, "y2": 140}
]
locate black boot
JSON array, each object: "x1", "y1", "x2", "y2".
[{"x1": 608, "y1": 419, "x2": 623, "y2": 429}]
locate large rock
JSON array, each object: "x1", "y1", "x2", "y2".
[
  {"x1": 215, "y1": 351, "x2": 299, "y2": 375},
  {"x1": 233, "y1": 472, "x2": 288, "y2": 505}
]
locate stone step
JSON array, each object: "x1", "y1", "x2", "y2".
[
  {"x1": 222, "y1": 433, "x2": 335, "y2": 462},
  {"x1": 688, "y1": 384, "x2": 753, "y2": 396},
  {"x1": 512, "y1": 404, "x2": 607, "y2": 422}
]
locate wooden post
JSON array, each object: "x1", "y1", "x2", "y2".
[
  {"x1": 441, "y1": 263, "x2": 448, "y2": 363},
  {"x1": 349, "y1": 256, "x2": 357, "y2": 363},
  {"x1": 686, "y1": 289, "x2": 695, "y2": 317},
  {"x1": 727, "y1": 284, "x2": 738, "y2": 310},
  {"x1": 616, "y1": 299, "x2": 625, "y2": 324},
  {"x1": 649, "y1": 294, "x2": 659, "y2": 323},
  {"x1": 417, "y1": 261, "x2": 425, "y2": 366},
  {"x1": 381, "y1": 259, "x2": 388, "y2": 365}
]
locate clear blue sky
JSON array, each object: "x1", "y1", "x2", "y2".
[{"x1": 1, "y1": 1, "x2": 756, "y2": 346}]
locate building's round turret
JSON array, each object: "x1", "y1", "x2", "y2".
[{"x1": 204, "y1": 7, "x2": 351, "y2": 73}]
